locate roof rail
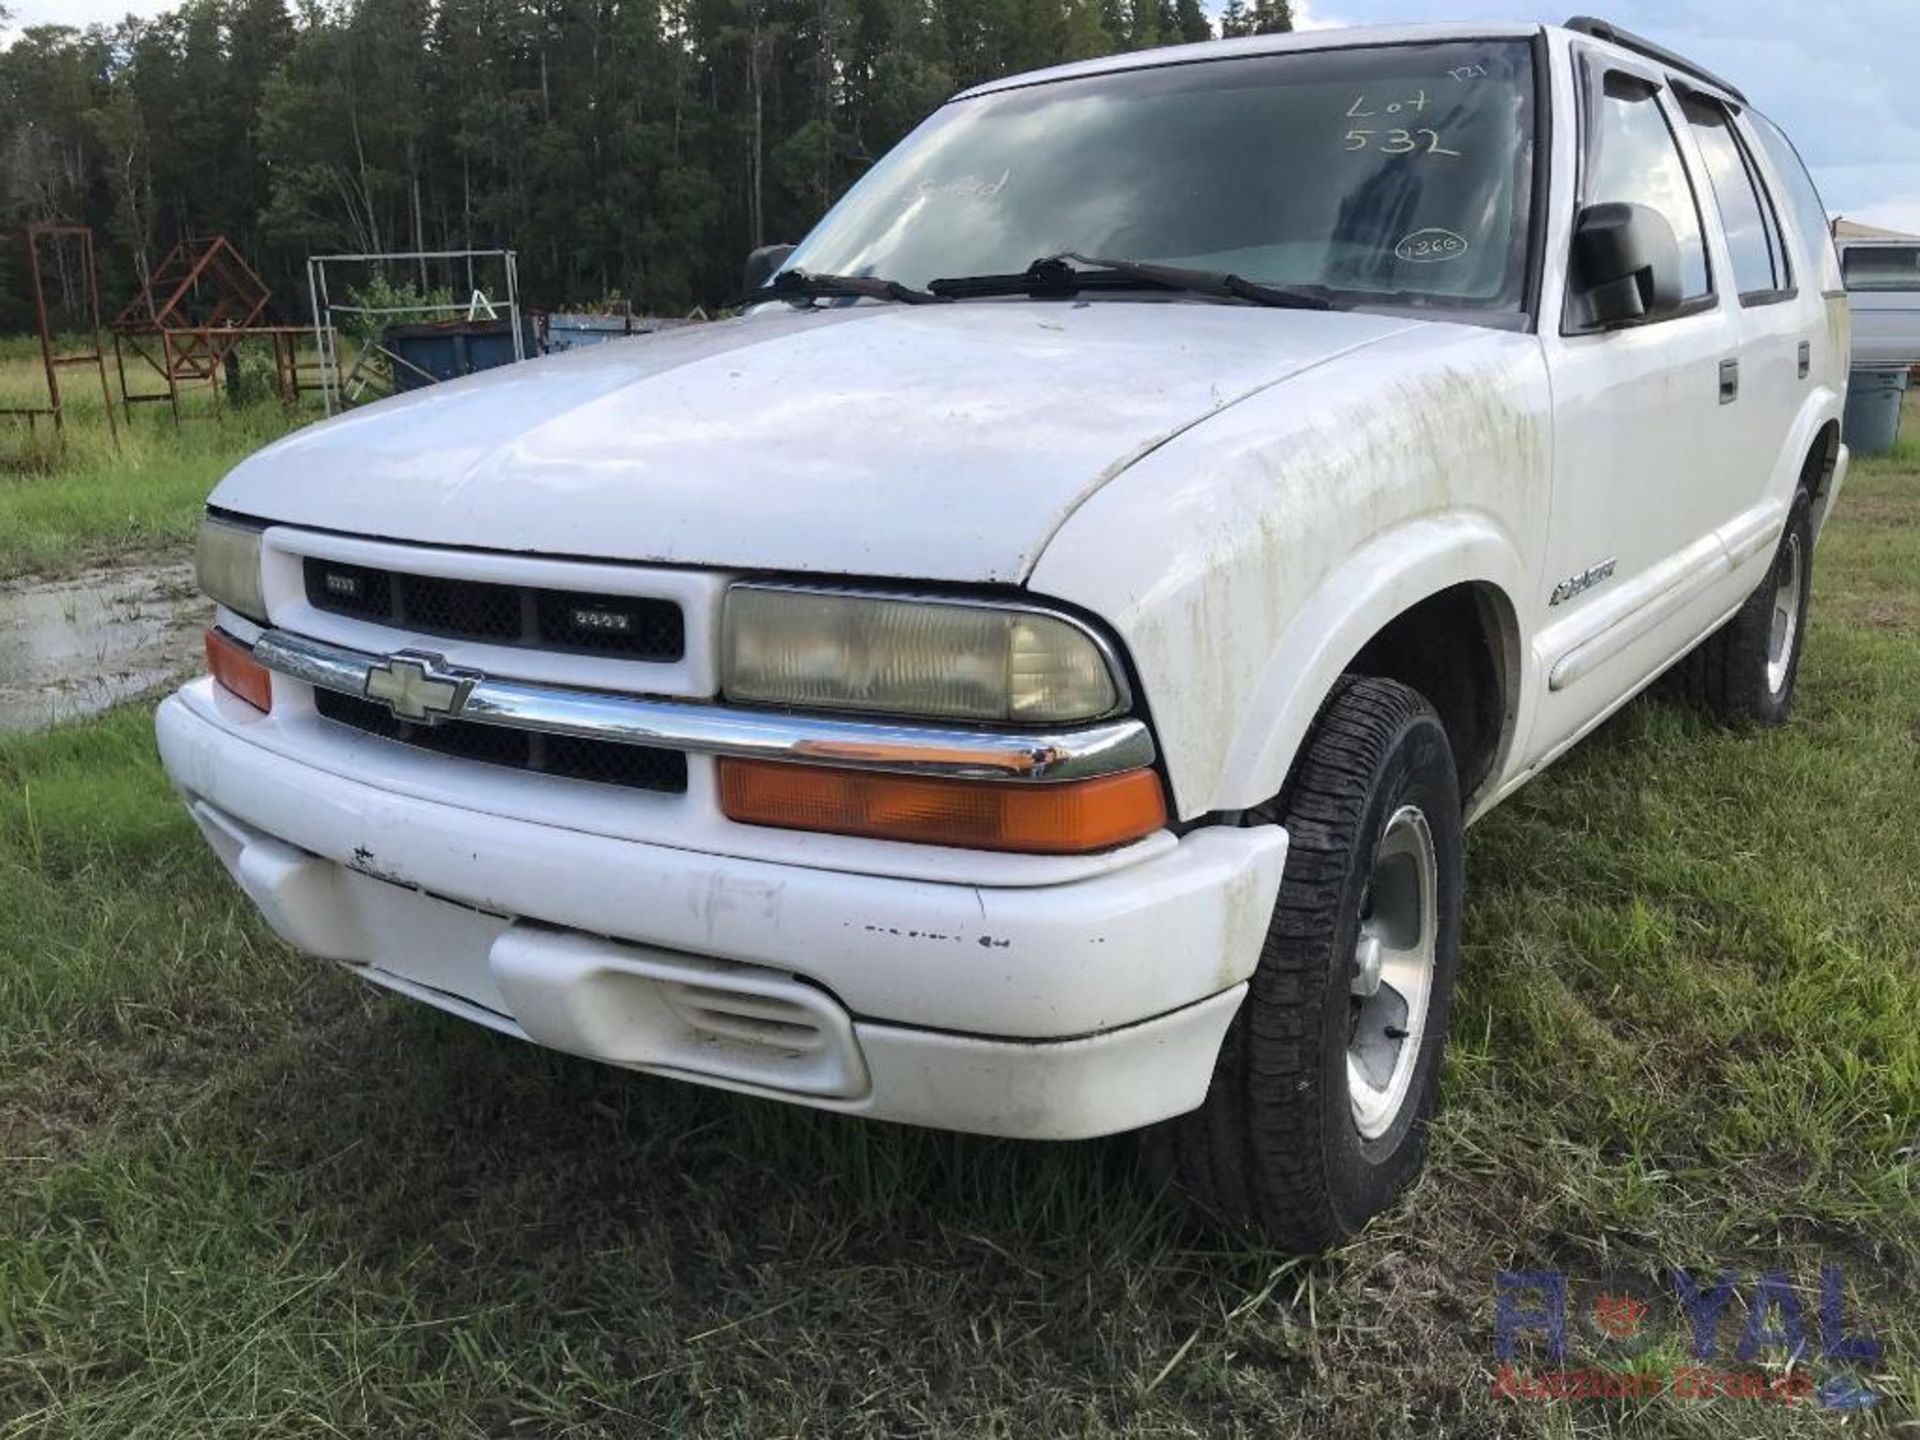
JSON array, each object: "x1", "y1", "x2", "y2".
[{"x1": 1564, "y1": 15, "x2": 1747, "y2": 104}]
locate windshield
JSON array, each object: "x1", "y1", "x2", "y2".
[{"x1": 783, "y1": 40, "x2": 1539, "y2": 313}]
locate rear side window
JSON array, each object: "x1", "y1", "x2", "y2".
[
  {"x1": 1586, "y1": 74, "x2": 1711, "y2": 301},
  {"x1": 1843, "y1": 246, "x2": 1920, "y2": 293},
  {"x1": 1683, "y1": 97, "x2": 1789, "y2": 298},
  {"x1": 1744, "y1": 110, "x2": 1842, "y2": 293}
]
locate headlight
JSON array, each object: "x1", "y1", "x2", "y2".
[
  {"x1": 194, "y1": 514, "x2": 267, "y2": 623},
  {"x1": 723, "y1": 586, "x2": 1125, "y2": 724}
]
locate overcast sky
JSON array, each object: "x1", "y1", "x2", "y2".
[
  {"x1": 1298, "y1": 0, "x2": 1920, "y2": 232},
  {"x1": 5, "y1": 0, "x2": 150, "y2": 27},
  {"x1": 8, "y1": 0, "x2": 1919, "y2": 230}
]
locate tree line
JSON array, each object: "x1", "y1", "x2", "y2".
[{"x1": 0, "y1": 0, "x2": 1294, "y2": 330}]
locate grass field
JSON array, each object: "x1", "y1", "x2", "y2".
[
  {"x1": 0, "y1": 386, "x2": 1916, "y2": 1436},
  {"x1": 0, "y1": 345, "x2": 305, "y2": 582}
]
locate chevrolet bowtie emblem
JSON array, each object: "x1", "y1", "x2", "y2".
[{"x1": 363, "y1": 651, "x2": 479, "y2": 725}]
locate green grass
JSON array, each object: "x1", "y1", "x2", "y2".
[
  {"x1": 0, "y1": 351, "x2": 307, "y2": 581},
  {"x1": 1, "y1": 403, "x2": 1917, "y2": 1435}
]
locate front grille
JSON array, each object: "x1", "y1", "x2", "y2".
[
  {"x1": 313, "y1": 688, "x2": 688, "y2": 793},
  {"x1": 404, "y1": 572, "x2": 521, "y2": 640},
  {"x1": 304, "y1": 558, "x2": 685, "y2": 662}
]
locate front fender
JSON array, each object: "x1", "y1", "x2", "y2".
[
  {"x1": 1029, "y1": 324, "x2": 1552, "y2": 820},
  {"x1": 1215, "y1": 517, "x2": 1529, "y2": 815}
]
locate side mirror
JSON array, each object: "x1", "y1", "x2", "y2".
[
  {"x1": 743, "y1": 243, "x2": 796, "y2": 297},
  {"x1": 1572, "y1": 202, "x2": 1683, "y2": 327}
]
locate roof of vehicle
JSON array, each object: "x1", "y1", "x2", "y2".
[
  {"x1": 1562, "y1": 16, "x2": 1745, "y2": 103},
  {"x1": 955, "y1": 19, "x2": 1743, "y2": 107},
  {"x1": 954, "y1": 23, "x2": 1544, "y2": 100}
]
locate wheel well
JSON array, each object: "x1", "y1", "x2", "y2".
[
  {"x1": 1345, "y1": 583, "x2": 1515, "y2": 803},
  {"x1": 1804, "y1": 420, "x2": 1842, "y2": 527}
]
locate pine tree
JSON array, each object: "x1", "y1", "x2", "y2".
[
  {"x1": 1250, "y1": 0, "x2": 1292, "y2": 35},
  {"x1": 0, "y1": 0, "x2": 1240, "y2": 317}
]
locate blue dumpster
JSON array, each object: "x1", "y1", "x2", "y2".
[
  {"x1": 544, "y1": 313, "x2": 635, "y2": 353},
  {"x1": 543, "y1": 312, "x2": 702, "y2": 353},
  {"x1": 383, "y1": 318, "x2": 535, "y2": 392},
  {"x1": 1843, "y1": 365, "x2": 1910, "y2": 457}
]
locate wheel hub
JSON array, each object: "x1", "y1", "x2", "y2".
[
  {"x1": 1347, "y1": 805, "x2": 1438, "y2": 1141},
  {"x1": 1350, "y1": 932, "x2": 1384, "y2": 998},
  {"x1": 1767, "y1": 530, "x2": 1803, "y2": 696}
]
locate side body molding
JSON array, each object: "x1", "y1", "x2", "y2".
[{"x1": 1540, "y1": 386, "x2": 1844, "y2": 697}]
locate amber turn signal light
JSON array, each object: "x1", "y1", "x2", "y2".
[
  {"x1": 717, "y1": 758, "x2": 1167, "y2": 854},
  {"x1": 205, "y1": 628, "x2": 272, "y2": 712}
]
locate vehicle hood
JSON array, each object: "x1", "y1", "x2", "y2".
[{"x1": 216, "y1": 301, "x2": 1418, "y2": 583}]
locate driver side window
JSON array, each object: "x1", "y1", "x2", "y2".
[{"x1": 1585, "y1": 73, "x2": 1712, "y2": 303}]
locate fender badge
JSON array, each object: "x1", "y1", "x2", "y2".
[{"x1": 1550, "y1": 558, "x2": 1617, "y2": 607}]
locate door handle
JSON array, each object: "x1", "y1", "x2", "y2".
[
  {"x1": 1719, "y1": 358, "x2": 1740, "y2": 404},
  {"x1": 1798, "y1": 341, "x2": 1812, "y2": 379}
]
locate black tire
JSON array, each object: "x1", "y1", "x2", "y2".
[
  {"x1": 1675, "y1": 491, "x2": 1814, "y2": 727},
  {"x1": 1167, "y1": 676, "x2": 1463, "y2": 1252}
]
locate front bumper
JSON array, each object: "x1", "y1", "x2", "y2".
[{"x1": 158, "y1": 687, "x2": 1286, "y2": 1138}]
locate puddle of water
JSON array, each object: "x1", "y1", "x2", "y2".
[{"x1": 0, "y1": 563, "x2": 209, "y2": 732}]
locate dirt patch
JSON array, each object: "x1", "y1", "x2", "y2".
[
  {"x1": 0, "y1": 562, "x2": 207, "y2": 731},
  {"x1": 1830, "y1": 595, "x2": 1918, "y2": 632},
  {"x1": 1839, "y1": 494, "x2": 1917, "y2": 527}
]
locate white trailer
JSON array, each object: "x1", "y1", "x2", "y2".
[{"x1": 1842, "y1": 238, "x2": 1920, "y2": 367}]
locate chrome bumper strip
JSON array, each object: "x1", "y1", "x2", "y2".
[{"x1": 250, "y1": 629, "x2": 1156, "y2": 782}]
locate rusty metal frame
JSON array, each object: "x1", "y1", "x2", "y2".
[
  {"x1": 111, "y1": 234, "x2": 277, "y2": 424},
  {"x1": 2, "y1": 224, "x2": 118, "y2": 445}
]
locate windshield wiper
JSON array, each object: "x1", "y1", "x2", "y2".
[
  {"x1": 929, "y1": 254, "x2": 1334, "y2": 310},
  {"x1": 1065, "y1": 254, "x2": 1337, "y2": 310},
  {"x1": 750, "y1": 268, "x2": 945, "y2": 307}
]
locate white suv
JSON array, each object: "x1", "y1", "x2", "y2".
[{"x1": 163, "y1": 19, "x2": 1848, "y2": 1248}]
